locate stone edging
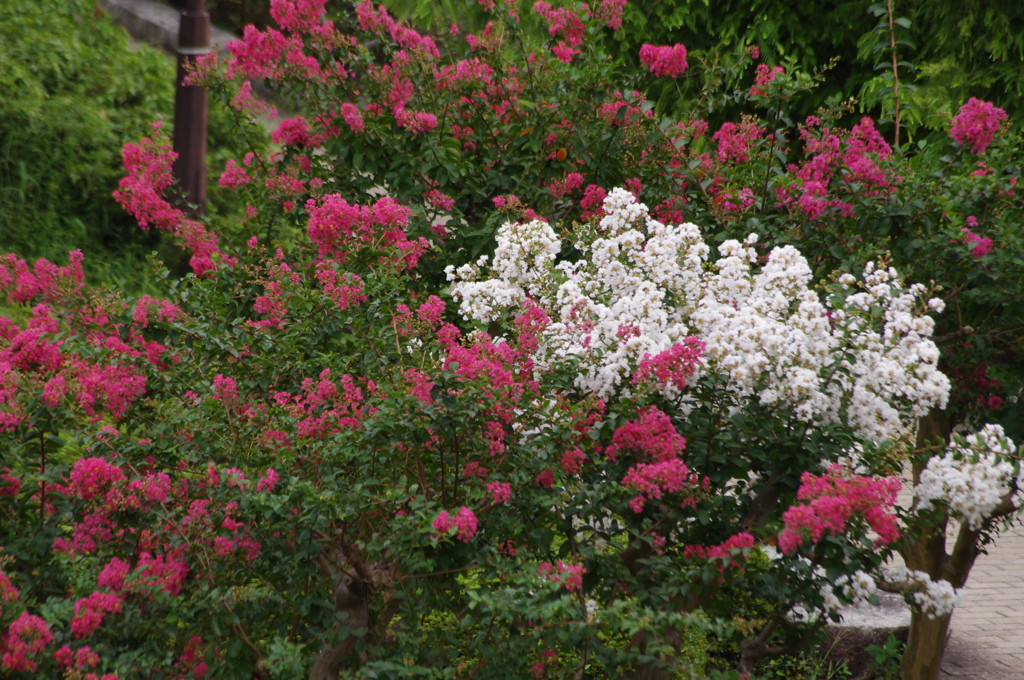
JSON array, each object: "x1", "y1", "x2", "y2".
[{"x1": 97, "y1": 0, "x2": 237, "y2": 57}]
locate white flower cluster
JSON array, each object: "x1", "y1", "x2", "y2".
[
  {"x1": 830, "y1": 265, "x2": 951, "y2": 440},
  {"x1": 449, "y1": 189, "x2": 950, "y2": 442},
  {"x1": 827, "y1": 444, "x2": 870, "y2": 475},
  {"x1": 838, "y1": 570, "x2": 878, "y2": 610},
  {"x1": 887, "y1": 566, "x2": 962, "y2": 619},
  {"x1": 812, "y1": 570, "x2": 879, "y2": 617},
  {"x1": 914, "y1": 424, "x2": 1020, "y2": 530}
]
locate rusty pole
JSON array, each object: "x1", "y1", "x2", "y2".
[{"x1": 172, "y1": 0, "x2": 211, "y2": 214}]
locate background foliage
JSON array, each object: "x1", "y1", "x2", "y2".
[{"x1": 0, "y1": 0, "x2": 259, "y2": 290}]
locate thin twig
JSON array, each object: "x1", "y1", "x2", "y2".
[{"x1": 886, "y1": 0, "x2": 902, "y2": 148}]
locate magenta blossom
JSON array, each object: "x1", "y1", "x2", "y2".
[
  {"x1": 961, "y1": 227, "x2": 994, "y2": 257},
  {"x1": 950, "y1": 98, "x2": 1007, "y2": 154},
  {"x1": 433, "y1": 506, "x2": 478, "y2": 542},
  {"x1": 639, "y1": 44, "x2": 688, "y2": 78}
]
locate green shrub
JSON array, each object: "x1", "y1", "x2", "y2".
[{"x1": 0, "y1": 0, "x2": 259, "y2": 290}]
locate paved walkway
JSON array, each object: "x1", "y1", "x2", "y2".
[{"x1": 941, "y1": 521, "x2": 1024, "y2": 679}]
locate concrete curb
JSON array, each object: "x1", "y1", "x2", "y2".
[
  {"x1": 97, "y1": 0, "x2": 292, "y2": 113},
  {"x1": 97, "y1": 0, "x2": 237, "y2": 56}
]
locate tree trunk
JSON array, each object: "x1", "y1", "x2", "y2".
[
  {"x1": 901, "y1": 610, "x2": 951, "y2": 680},
  {"x1": 898, "y1": 408, "x2": 954, "y2": 680},
  {"x1": 624, "y1": 629, "x2": 682, "y2": 680},
  {"x1": 308, "y1": 577, "x2": 370, "y2": 680}
]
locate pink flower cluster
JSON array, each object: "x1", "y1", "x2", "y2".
[
  {"x1": 257, "y1": 468, "x2": 280, "y2": 492},
  {"x1": 1, "y1": 308, "x2": 60, "y2": 375},
  {"x1": 487, "y1": 481, "x2": 511, "y2": 504},
  {"x1": 513, "y1": 302, "x2": 551, "y2": 356},
  {"x1": 437, "y1": 324, "x2": 531, "y2": 428},
  {"x1": 749, "y1": 64, "x2": 784, "y2": 96},
  {"x1": 272, "y1": 116, "x2": 317, "y2": 147},
  {"x1": 56, "y1": 460, "x2": 275, "y2": 600},
  {"x1": 961, "y1": 227, "x2": 993, "y2": 257},
  {"x1": 417, "y1": 296, "x2": 447, "y2": 325},
  {"x1": 560, "y1": 448, "x2": 586, "y2": 475},
  {"x1": 269, "y1": 0, "x2": 328, "y2": 34},
  {"x1": 713, "y1": 120, "x2": 760, "y2": 163},
  {"x1": 134, "y1": 552, "x2": 191, "y2": 596},
  {"x1": 53, "y1": 644, "x2": 102, "y2": 672},
  {"x1": 97, "y1": 558, "x2": 130, "y2": 591},
  {"x1": 424, "y1": 188, "x2": 456, "y2": 212},
  {"x1": 538, "y1": 561, "x2": 586, "y2": 591},
  {"x1": 604, "y1": 407, "x2": 698, "y2": 512},
  {"x1": 579, "y1": 184, "x2": 607, "y2": 220},
  {"x1": 2, "y1": 612, "x2": 53, "y2": 672},
  {"x1": 435, "y1": 58, "x2": 495, "y2": 90},
  {"x1": 546, "y1": 171, "x2": 585, "y2": 198},
  {"x1": 464, "y1": 21, "x2": 503, "y2": 52},
  {"x1": 177, "y1": 636, "x2": 208, "y2": 679},
  {"x1": 316, "y1": 264, "x2": 367, "y2": 311},
  {"x1": 533, "y1": 2, "x2": 585, "y2": 47},
  {"x1": 0, "y1": 250, "x2": 85, "y2": 305},
  {"x1": 132, "y1": 295, "x2": 184, "y2": 329},
  {"x1": 68, "y1": 457, "x2": 126, "y2": 501},
  {"x1": 778, "y1": 465, "x2": 902, "y2": 554},
  {"x1": 592, "y1": 0, "x2": 626, "y2": 30},
  {"x1": 0, "y1": 468, "x2": 21, "y2": 497},
  {"x1": 433, "y1": 506, "x2": 478, "y2": 542},
  {"x1": 405, "y1": 368, "x2": 434, "y2": 403},
  {"x1": 396, "y1": 109, "x2": 439, "y2": 134},
  {"x1": 682, "y1": 532, "x2": 755, "y2": 571},
  {"x1": 355, "y1": 2, "x2": 440, "y2": 58},
  {"x1": 632, "y1": 337, "x2": 704, "y2": 391},
  {"x1": 212, "y1": 374, "x2": 238, "y2": 403},
  {"x1": 306, "y1": 194, "x2": 427, "y2": 269},
  {"x1": 622, "y1": 458, "x2": 696, "y2": 513},
  {"x1": 71, "y1": 591, "x2": 123, "y2": 638},
  {"x1": 113, "y1": 128, "x2": 225, "y2": 275},
  {"x1": 950, "y1": 98, "x2": 1007, "y2": 154},
  {"x1": 777, "y1": 117, "x2": 894, "y2": 220},
  {"x1": 339, "y1": 103, "x2": 364, "y2": 134},
  {"x1": 605, "y1": 406, "x2": 685, "y2": 462},
  {"x1": 276, "y1": 368, "x2": 366, "y2": 438},
  {"x1": 714, "y1": 187, "x2": 756, "y2": 213},
  {"x1": 639, "y1": 44, "x2": 688, "y2": 78},
  {"x1": 73, "y1": 360, "x2": 148, "y2": 420},
  {"x1": 226, "y1": 20, "x2": 327, "y2": 83},
  {"x1": 550, "y1": 42, "x2": 580, "y2": 64}
]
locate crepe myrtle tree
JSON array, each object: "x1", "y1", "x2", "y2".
[
  {"x1": 449, "y1": 185, "x2": 1024, "y2": 680},
  {"x1": 2, "y1": 162, "x2": 1019, "y2": 679},
  {"x1": 3, "y1": 1, "x2": 1024, "y2": 679}
]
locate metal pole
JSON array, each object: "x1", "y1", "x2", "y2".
[{"x1": 172, "y1": 0, "x2": 210, "y2": 214}]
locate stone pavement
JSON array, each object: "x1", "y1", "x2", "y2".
[
  {"x1": 97, "y1": 0, "x2": 236, "y2": 56},
  {"x1": 940, "y1": 521, "x2": 1024, "y2": 679}
]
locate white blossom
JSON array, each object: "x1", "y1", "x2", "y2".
[
  {"x1": 830, "y1": 570, "x2": 878, "y2": 611},
  {"x1": 886, "y1": 566, "x2": 962, "y2": 619},
  {"x1": 451, "y1": 189, "x2": 951, "y2": 442},
  {"x1": 915, "y1": 424, "x2": 1018, "y2": 530}
]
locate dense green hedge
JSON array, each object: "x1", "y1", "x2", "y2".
[{"x1": 0, "y1": 0, "x2": 256, "y2": 288}]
